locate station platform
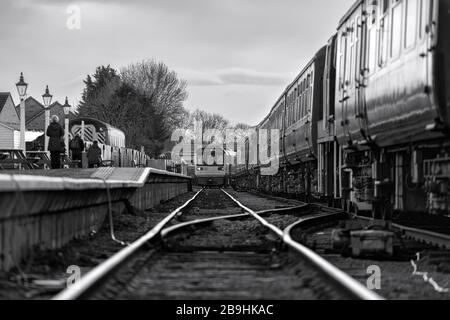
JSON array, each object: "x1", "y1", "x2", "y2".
[
  {"x1": 0, "y1": 168, "x2": 192, "y2": 272},
  {"x1": 0, "y1": 167, "x2": 190, "y2": 191}
]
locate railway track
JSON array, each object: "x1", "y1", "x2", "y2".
[
  {"x1": 54, "y1": 189, "x2": 382, "y2": 300},
  {"x1": 246, "y1": 190, "x2": 450, "y2": 252},
  {"x1": 351, "y1": 214, "x2": 450, "y2": 250}
]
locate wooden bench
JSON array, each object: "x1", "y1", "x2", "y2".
[
  {"x1": 0, "y1": 149, "x2": 35, "y2": 170},
  {"x1": 26, "y1": 151, "x2": 51, "y2": 169}
]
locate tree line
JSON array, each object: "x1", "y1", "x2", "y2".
[{"x1": 77, "y1": 60, "x2": 249, "y2": 158}]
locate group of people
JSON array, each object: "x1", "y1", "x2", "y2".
[{"x1": 46, "y1": 115, "x2": 103, "y2": 169}]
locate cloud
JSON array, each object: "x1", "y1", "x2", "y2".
[
  {"x1": 1, "y1": 0, "x2": 356, "y2": 126},
  {"x1": 181, "y1": 68, "x2": 290, "y2": 87}
]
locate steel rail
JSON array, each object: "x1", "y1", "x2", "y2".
[
  {"x1": 255, "y1": 204, "x2": 310, "y2": 216},
  {"x1": 350, "y1": 214, "x2": 450, "y2": 250},
  {"x1": 160, "y1": 203, "x2": 315, "y2": 239},
  {"x1": 221, "y1": 189, "x2": 284, "y2": 238},
  {"x1": 391, "y1": 223, "x2": 450, "y2": 250},
  {"x1": 221, "y1": 189, "x2": 384, "y2": 300},
  {"x1": 53, "y1": 189, "x2": 204, "y2": 300},
  {"x1": 160, "y1": 213, "x2": 250, "y2": 238}
]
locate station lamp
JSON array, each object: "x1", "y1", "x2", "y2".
[
  {"x1": 16, "y1": 72, "x2": 28, "y2": 151},
  {"x1": 42, "y1": 85, "x2": 53, "y2": 108},
  {"x1": 63, "y1": 97, "x2": 71, "y2": 116},
  {"x1": 42, "y1": 85, "x2": 53, "y2": 153},
  {"x1": 16, "y1": 72, "x2": 28, "y2": 98}
]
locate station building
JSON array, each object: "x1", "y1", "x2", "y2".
[{"x1": 0, "y1": 92, "x2": 20, "y2": 149}]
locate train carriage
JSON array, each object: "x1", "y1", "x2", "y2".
[
  {"x1": 282, "y1": 47, "x2": 327, "y2": 199},
  {"x1": 69, "y1": 117, "x2": 150, "y2": 168},
  {"x1": 232, "y1": 0, "x2": 450, "y2": 218},
  {"x1": 334, "y1": 0, "x2": 450, "y2": 216},
  {"x1": 256, "y1": 94, "x2": 285, "y2": 193}
]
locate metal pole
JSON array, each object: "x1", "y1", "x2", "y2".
[
  {"x1": 65, "y1": 116, "x2": 69, "y2": 156},
  {"x1": 44, "y1": 108, "x2": 50, "y2": 154},
  {"x1": 20, "y1": 98, "x2": 26, "y2": 151}
]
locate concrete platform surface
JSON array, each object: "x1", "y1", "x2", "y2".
[{"x1": 0, "y1": 168, "x2": 190, "y2": 192}]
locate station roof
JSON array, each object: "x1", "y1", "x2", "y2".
[{"x1": 0, "y1": 93, "x2": 11, "y2": 114}]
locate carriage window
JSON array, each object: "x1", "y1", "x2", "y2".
[
  {"x1": 304, "y1": 79, "x2": 308, "y2": 115},
  {"x1": 339, "y1": 33, "x2": 347, "y2": 89},
  {"x1": 300, "y1": 93, "x2": 304, "y2": 119},
  {"x1": 289, "y1": 95, "x2": 293, "y2": 125},
  {"x1": 355, "y1": 16, "x2": 361, "y2": 80},
  {"x1": 378, "y1": 16, "x2": 389, "y2": 66},
  {"x1": 405, "y1": 0, "x2": 418, "y2": 48},
  {"x1": 307, "y1": 75, "x2": 312, "y2": 113},
  {"x1": 368, "y1": 26, "x2": 377, "y2": 73},
  {"x1": 419, "y1": 0, "x2": 433, "y2": 39},
  {"x1": 346, "y1": 23, "x2": 354, "y2": 84},
  {"x1": 287, "y1": 96, "x2": 291, "y2": 126},
  {"x1": 292, "y1": 94, "x2": 295, "y2": 123},
  {"x1": 304, "y1": 79, "x2": 308, "y2": 117},
  {"x1": 310, "y1": 73, "x2": 313, "y2": 111},
  {"x1": 300, "y1": 81, "x2": 305, "y2": 119},
  {"x1": 292, "y1": 90, "x2": 295, "y2": 122},
  {"x1": 391, "y1": 0, "x2": 403, "y2": 58},
  {"x1": 300, "y1": 82, "x2": 304, "y2": 119},
  {"x1": 419, "y1": 0, "x2": 425, "y2": 38},
  {"x1": 382, "y1": 0, "x2": 390, "y2": 13},
  {"x1": 349, "y1": 38, "x2": 354, "y2": 83},
  {"x1": 290, "y1": 95, "x2": 293, "y2": 126},
  {"x1": 297, "y1": 85, "x2": 301, "y2": 121},
  {"x1": 294, "y1": 89, "x2": 298, "y2": 121}
]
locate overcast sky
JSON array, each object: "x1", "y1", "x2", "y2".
[{"x1": 0, "y1": 0, "x2": 354, "y2": 126}]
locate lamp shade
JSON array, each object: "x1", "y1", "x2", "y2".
[
  {"x1": 63, "y1": 97, "x2": 71, "y2": 116},
  {"x1": 16, "y1": 72, "x2": 28, "y2": 97},
  {"x1": 42, "y1": 85, "x2": 53, "y2": 107}
]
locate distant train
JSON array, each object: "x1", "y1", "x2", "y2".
[
  {"x1": 233, "y1": 0, "x2": 450, "y2": 218},
  {"x1": 195, "y1": 146, "x2": 226, "y2": 187},
  {"x1": 69, "y1": 117, "x2": 149, "y2": 168}
]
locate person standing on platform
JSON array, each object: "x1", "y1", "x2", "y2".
[
  {"x1": 87, "y1": 141, "x2": 102, "y2": 168},
  {"x1": 69, "y1": 134, "x2": 85, "y2": 168},
  {"x1": 46, "y1": 115, "x2": 64, "y2": 169}
]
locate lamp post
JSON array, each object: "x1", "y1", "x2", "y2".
[
  {"x1": 15, "y1": 73, "x2": 28, "y2": 151},
  {"x1": 63, "y1": 97, "x2": 71, "y2": 157},
  {"x1": 42, "y1": 85, "x2": 53, "y2": 153}
]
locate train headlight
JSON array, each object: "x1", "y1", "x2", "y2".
[
  {"x1": 218, "y1": 167, "x2": 224, "y2": 171},
  {"x1": 196, "y1": 167, "x2": 203, "y2": 171}
]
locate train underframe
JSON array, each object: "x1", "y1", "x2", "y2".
[
  {"x1": 337, "y1": 139, "x2": 450, "y2": 218},
  {"x1": 196, "y1": 176, "x2": 226, "y2": 188},
  {"x1": 233, "y1": 138, "x2": 450, "y2": 219},
  {"x1": 233, "y1": 161, "x2": 319, "y2": 203},
  {"x1": 324, "y1": 138, "x2": 450, "y2": 218}
]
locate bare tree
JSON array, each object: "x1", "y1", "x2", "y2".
[
  {"x1": 121, "y1": 60, "x2": 189, "y2": 130},
  {"x1": 188, "y1": 109, "x2": 230, "y2": 132}
]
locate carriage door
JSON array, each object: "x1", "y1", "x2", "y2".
[
  {"x1": 338, "y1": 30, "x2": 350, "y2": 142},
  {"x1": 423, "y1": 0, "x2": 437, "y2": 97},
  {"x1": 355, "y1": 11, "x2": 368, "y2": 137}
]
